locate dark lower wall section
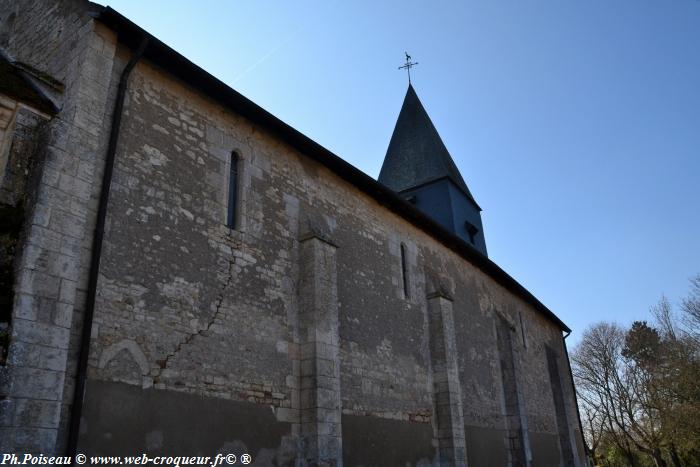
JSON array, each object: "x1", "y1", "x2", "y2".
[
  {"x1": 464, "y1": 426, "x2": 563, "y2": 467},
  {"x1": 79, "y1": 379, "x2": 293, "y2": 463},
  {"x1": 78, "y1": 381, "x2": 567, "y2": 467},
  {"x1": 529, "y1": 432, "x2": 562, "y2": 467},
  {"x1": 464, "y1": 425, "x2": 508, "y2": 466},
  {"x1": 341, "y1": 414, "x2": 433, "y2": 467}
]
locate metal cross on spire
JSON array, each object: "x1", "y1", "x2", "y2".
[{"x1": 398, "y1": 52, "x2": 418, "y2": 84}]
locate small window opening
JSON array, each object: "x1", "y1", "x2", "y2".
[
  {"x1": 519, "y1": 311, "x2": 527, "y2": 348},
  {"x1": 227, "y1": 152, "x2": 239, "y2": 228},
  {"x1": 400, "y1": 243, "x2": 410, "y2": 299},
  {"x1": 465, "y1": 221, "x2": 479, "y2": 245}
]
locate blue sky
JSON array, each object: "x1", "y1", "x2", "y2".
[{"x1": 97, "y1": 1, "x2": 700, "y2": 344}]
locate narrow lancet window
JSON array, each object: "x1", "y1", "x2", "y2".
[
  {"x1": 400, "y1": 243, "x2": 410, "y2": 298},
  {"x1": 519, "y1": 311, "x2": 527, "y2": 348},
  {"x1": 227, "y1": 151, "x2": 239, "y2": 229}
]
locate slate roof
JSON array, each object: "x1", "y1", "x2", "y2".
[{"x1": 378, "y1": 84, "x2": 479, "y2": 209}]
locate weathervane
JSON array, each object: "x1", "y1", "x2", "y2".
[{"x1": 398, "y1": 52, "x2": 418, "y2": 84}]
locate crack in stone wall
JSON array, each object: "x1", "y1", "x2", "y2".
[{"x1": 154, "y1": 252, "x2": 236, "y2": 382}]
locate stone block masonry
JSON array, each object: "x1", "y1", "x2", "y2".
[
  {"x1": 0, "y1": 1, "x2": 120, "y2": 452},
  {"x1": 495, "y1": 316, "x2": 532, "y2": 466},
  {"x1": 298, "y1": 230, "x2": 342, "y2": 466},
  {"x1": 427, "y1": 292, "x2": 467, "y2": 466}
]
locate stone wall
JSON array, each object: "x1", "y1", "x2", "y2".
[
  {"x1": 0, "y1": 0, "x2": 121, "y2": 453},
  {"x1": 0, "y1": 100, "x2": 50, "y2": 367}
]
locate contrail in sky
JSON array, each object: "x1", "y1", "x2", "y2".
[{"x1": 231, "y1": 25, "x2": 304, "y2": 85}]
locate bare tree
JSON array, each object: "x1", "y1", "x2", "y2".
[
  {"x1": 572, "y1": 322, "x2": 673, "y2": 467},
  {"x1": 650, "y1": 287, "x2": 700, "y2": 467},
  {"x1": 572, "y1": 277, "x2": 700, "y2": 467},
  {"x1": 680, "y1": 275, "x2": 700, "y2": 344},
  {"x1": 573, "y1": 323, "x2": 641, "y2": 466}
]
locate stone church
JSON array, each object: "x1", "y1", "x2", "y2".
[{"x1": 0, "y1": 1, "x2": 587, "y2": 465}]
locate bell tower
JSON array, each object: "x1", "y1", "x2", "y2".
[{"x1": 379, "y1": 84, "x2": 487, "y2": 256}]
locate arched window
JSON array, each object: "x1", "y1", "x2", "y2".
[
  {"x1": 227, "y1": 151, "x2": 239, "y2": 228},
  {"x1": 400, "y1": 242, "x2": 410, "y2": 299}
]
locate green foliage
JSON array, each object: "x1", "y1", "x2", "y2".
[{"x1": 623, "y1": 321, "x2": 661, "y2": 367}]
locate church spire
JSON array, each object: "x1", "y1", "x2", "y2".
[{"x1": 379, "y1": 84, "x2": 487, "y2": 255}]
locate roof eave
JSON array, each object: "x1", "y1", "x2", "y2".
[{"x1": 0, "y1": 49, "x2": 59, "y2": 115}]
